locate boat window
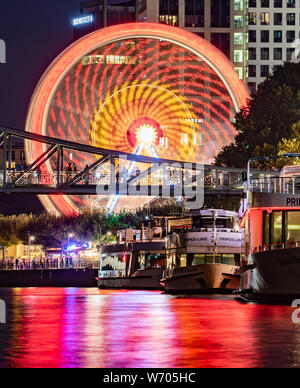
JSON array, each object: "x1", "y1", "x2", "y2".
[
  {"x1": 206, "y1": 255, "x2": 214, "y2": 264},
  {"x1": 215, "y1": 255, "x2": 222, "y2": 264},
  {"x1": 192, "y1": 254, "x2": 205, "y2": 265},
  {"x1": 179, "y1": 254, "x2": 187, "y2": 267},
  {"x1": 263, "y1": 212, "x2": 270, "y2": 247},
  {"x1": 190, "y1": 254, "x2": 237, "y2": 265},
  {"x1": 222, "y1": 254, "x2": 235, "y2": 265},
  {"x1": 271, "y1": 211, "x2": 282, "y2": 246},
  {"x1": 286, "y1": 211, "x2": 300, "y2": 243}
]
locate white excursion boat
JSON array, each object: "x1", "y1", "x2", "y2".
[
  {"x1": 161, "y1": 210, "x2": 243, "y2": 294},
  {"x1": 97, "y1": 227, "x2": 166, "y2": 290},
  {"x1": 240, "y1": 164, "x2": 300, "y2": 303}
]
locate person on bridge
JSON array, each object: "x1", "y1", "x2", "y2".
[
  {"x1": 66, "y1": 163, "x2": 72, "y2": 181},
  {"x1": 84, "y1": 165, "x2": 90, "y2": 185}
]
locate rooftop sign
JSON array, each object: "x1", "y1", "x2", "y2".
[{"x1": 73, "y1": 15, "x2": 94, "y2": 26}]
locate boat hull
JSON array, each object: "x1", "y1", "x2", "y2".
[
  {"x1": 162, "y1": 264, "x2": 240, "y2": 294},
  {"x1": 97, "y1": 268, "x2": 163, "y2": 290},
  {"x1": 241, "y1": 248, "x2": 300, "y2": 302}
]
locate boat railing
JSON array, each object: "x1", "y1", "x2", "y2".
[
  {"x1": 253, "y1": 241, "x2": 300, "y2": 253},
  {"x1": 99, "y1": 269, "x2": 126, "y2": 278},
  {"x1": 185, "y1": 228, "x2": 240, "y2": 233},
  {"x1": 248, "y1": 176, "x2": 300, "y2": 195}
]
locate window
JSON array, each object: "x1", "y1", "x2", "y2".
[
  {"x1": 274, "y1": 0, "x2": 282, "y2": 6},
  {"x1": 274, "y1": 30, "x2": 282, "y2": 42},
  {"x1": 234, "y1": 50, "x2": 243, "y2": 62},
  {"x1": 287, "y1": 47, "x2": 295, "y2": 60},
  {"x1": 249, "y1": 64, "x2": 256, "y2": 77},
  {"x1": 248, "y1": 82, "x2": 257, "y2": 93},
  {"x1": 261, "y1": 47, "x2": 269, "y2": 60},
  {"x1": 274, "y1": 13, "x2": 282, "y2": 25},
  {"x1": 222, "y1": 254, "x2": 236, "y2": 266},
  {"x1": 211, "y1": 33, "x2": 230, "y2": 58},
  {"x1": 263, "y1": 212, "x2": 270, "y2": 247},
  {"x1": 234, "y1": 16, "x2": 243, "y2": 28},
  {"x1": 286, "y1": 212, "x2": 300, "y2": 243},
  {"x1": 263, "y1": 211, "x2": 300, "y2": 247},
  {"x1": 287, "y1": 0, "x2": 296, "y2": 8},
  {"x1": 185, "y1": 0, "x2": 204, "y2": 27},
  {"x1": 261, "y1": 12, "x2": 270, "y2": 25},
  {"x1": 249, "y1": 0, "x2": 257, "y2": 6},
  {"x1": 234, "y1": 32, "x2": 244, "y2": 45},
  {"x1": 211, "y1": 0, "x2": 230, "y2": 28},
  {"x1": 287, "y1": 30, "x2": 295, "y2": 43},
  {"x1": 159, "y1": 15, "x2": 178, "y2": 26},
  {"x1": 287, "y1": 13, "x2": 295, "y2": 25},
  {"x1": 20, "y1": 151, "x2": 25, "y2": 161},
  {"x1": 274, "y1": 47, "x2": 282, "y2": 60},
  {"x1": 249, "y1": 12, "x2": 257, "y2": 25},
  {"x1": 159, "y1": 0, "x2": 179, "y2": 26},
  {"x1": 234, "y1": 0, "x2": 244, "y2": 11},
  {"x1": 249, "y1": 47, "x2": 257, "y2": 60},
  {"x1": 261, "y1": 30, "x2": 269, "y2": 42},
  {"x1": 7, "y1": 151, "x2": 15, "y2": 161},
  {"x1": 249, "y1": 30, "x2": 257, "y2": 42},
  {"x1": 192, "y1": 254, "x2": 205, "y2": 265},
  {"x1": 235, "y1": 67, "x2": 243, "y2": 79},
  {"x1": 261, "y1": 64, "x2": 269, "y2": 77},
  {"x1": 272, "y1": 212, "x2": 283, "y2": 245},
  {"x1": 263, "y1": 211, "x2": 282, "y2": 247},
  {"x1": 261, "y1": 0, "x2": 270, "y2": 6}
]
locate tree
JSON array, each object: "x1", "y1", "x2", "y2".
[
  {"x1": 0, "y1": 214, "x2": 31, "y2": 258},
  {"x1": 215, "y1": 62, "x2": 300, "y2": 168}
]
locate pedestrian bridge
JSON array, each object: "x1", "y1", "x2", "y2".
[{"x1": 0, "y1": 126, "x2": 269, "y2": 198}]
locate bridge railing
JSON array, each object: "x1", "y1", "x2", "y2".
[
  {"x1": 0, "y1": 169, "x2": 247, "y2": 190},
  {"x1": 248, "y1": 176, "x2": 300, "y2": 195}
]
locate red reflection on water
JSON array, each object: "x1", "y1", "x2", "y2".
[{"x1": 3, "y1": 289, "x2": 299, "y2": 368}]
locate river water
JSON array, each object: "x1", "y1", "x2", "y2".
[{"x1": 0, "y1": 288, "x2": 299, "y2": 368}]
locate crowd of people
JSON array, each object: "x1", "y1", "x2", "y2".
[{"x1": 0, "y1": 257, "x2": 98, "y2": 270}]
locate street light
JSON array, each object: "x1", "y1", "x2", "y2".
[
  {"x1": 28, "y1": 233, "x2": 35, "y2": 261},
  {"x1": 67, "y1": 233, "x2": 74, "y2": 247}
]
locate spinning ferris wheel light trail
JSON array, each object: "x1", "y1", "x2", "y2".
[
  {"x1": 25, "y1": 23, "x2": 249, "y2": 215},
  {"x1": 107, "y1": 123, "x2": 161, "y2": 213}
]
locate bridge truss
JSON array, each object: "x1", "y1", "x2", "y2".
[{"x1": 0, "y1": 127, "x2": 250, "y2": 200}]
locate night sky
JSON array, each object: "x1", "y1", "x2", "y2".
[
  {"x1": 0, "y1": 1, "x2": 82, "y2": 214},
  {"x1": 0, "y1": 0, "x2": 81, "y2": 130}
]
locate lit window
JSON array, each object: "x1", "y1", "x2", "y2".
[
  {"x1": 234, "y1": 16, "x2": 243, "y2": 28},
  {"x1": 234, "y1": 50, "x2": 244, "y2": 62},
  {"x1": 235, "y1": 67, "x2": 243, "y2": 79},
  {"x1": 234, "y1": 33, "x2": 243, "y2": 46},
  {"x1": 260, "y1": 12, "x2": 270, "y2": 25}
]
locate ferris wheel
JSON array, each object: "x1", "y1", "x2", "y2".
[{"x1": 25, "y1": 23, "x2": 248, "y2": 215}]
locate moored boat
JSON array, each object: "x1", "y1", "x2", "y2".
[
  {"x1": 240, "y1": 165, "x2": 300, "y2": 303},
  {"x1": 161, "y1": 210, "x2": 243, "y2": 293},
  {"x1": 97, "y1": 227, "x2": 166, "y2": 290}
]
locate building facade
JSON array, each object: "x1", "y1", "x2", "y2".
[
  {"x1": 138, "y1": 0, "x2": 249, "y2": 82},
  {"x1": 76, "y1": 0, "x2": 300, "y2": 90},
  {"x1": 247, "y1": 0, "x2": 300, "y2": 92},
  {"x1": 0, "y1": 138, "x2": 26, "y2": 170},
  {"x1": 73, "y1": 0, "x2": 139, "y2": 41}
]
